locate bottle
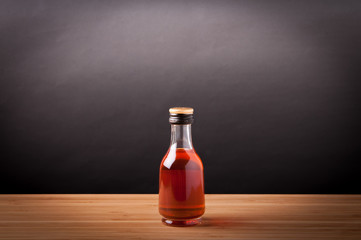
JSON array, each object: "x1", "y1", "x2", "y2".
[{"x1": 159, "y1": 107, "x2": 205, "y2": 226}]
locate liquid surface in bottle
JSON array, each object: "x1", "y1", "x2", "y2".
[{"x1": 159, "y1": 148, "x2": 205, "y2": 220}]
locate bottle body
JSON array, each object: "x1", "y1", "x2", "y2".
[
  {"x1": 159, "y1": 121, "x2": 205, "y2": 226},
  {"x1": 159, "y1": 148, "x2": 205, "y2": 220}
]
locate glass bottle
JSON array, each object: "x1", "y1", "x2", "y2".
[{"x1": 159, "y1": 107, "x2": 205, "y2": 226}]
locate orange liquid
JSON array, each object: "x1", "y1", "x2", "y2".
[{"x1": 159, "y1": 148, "x2": 205, "y2": 220}]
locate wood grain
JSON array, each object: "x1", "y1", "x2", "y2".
[{"x1": 0, "y1": 195, "x2": 360, "y2": 239}]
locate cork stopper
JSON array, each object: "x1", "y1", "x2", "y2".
[{"x1": 169, "y1": 107, "x2": 194, "y2": 115}]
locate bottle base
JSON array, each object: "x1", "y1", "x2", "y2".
[{"x1": 161, "y1": 217, "x2": 202, "y2": 227}]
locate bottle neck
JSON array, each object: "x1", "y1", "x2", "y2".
[{"x1": 170, "y1": 124, "x2": 193, "y2": 150}]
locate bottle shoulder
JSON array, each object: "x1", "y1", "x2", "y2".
[{"x1": 160, "y1": 148, "x2": 203, "y2": 171}]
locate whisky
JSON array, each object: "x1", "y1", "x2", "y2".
[{"x1": 159, "y1": 107, "x2": 205, "y2": 226}]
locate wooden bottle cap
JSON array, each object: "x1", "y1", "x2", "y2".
[{"x1": 169, "y1": 107, "x2": 194, "y2": 114}]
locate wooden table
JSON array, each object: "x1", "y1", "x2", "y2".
[{"x1": 0, "y1": 195, "x2": 360, "y2": 239}]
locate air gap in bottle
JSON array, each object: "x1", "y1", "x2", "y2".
[{"x1": 159, "y1": 107, "x2": 205, "y2": 227}]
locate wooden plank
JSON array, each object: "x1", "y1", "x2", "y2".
[{"x1": 0, "y1": 195, "x2": 360, "y2": 239}]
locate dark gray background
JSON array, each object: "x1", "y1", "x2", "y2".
[{"x1": 1, "y1": 0, "x2": 360, "y2": 193}]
